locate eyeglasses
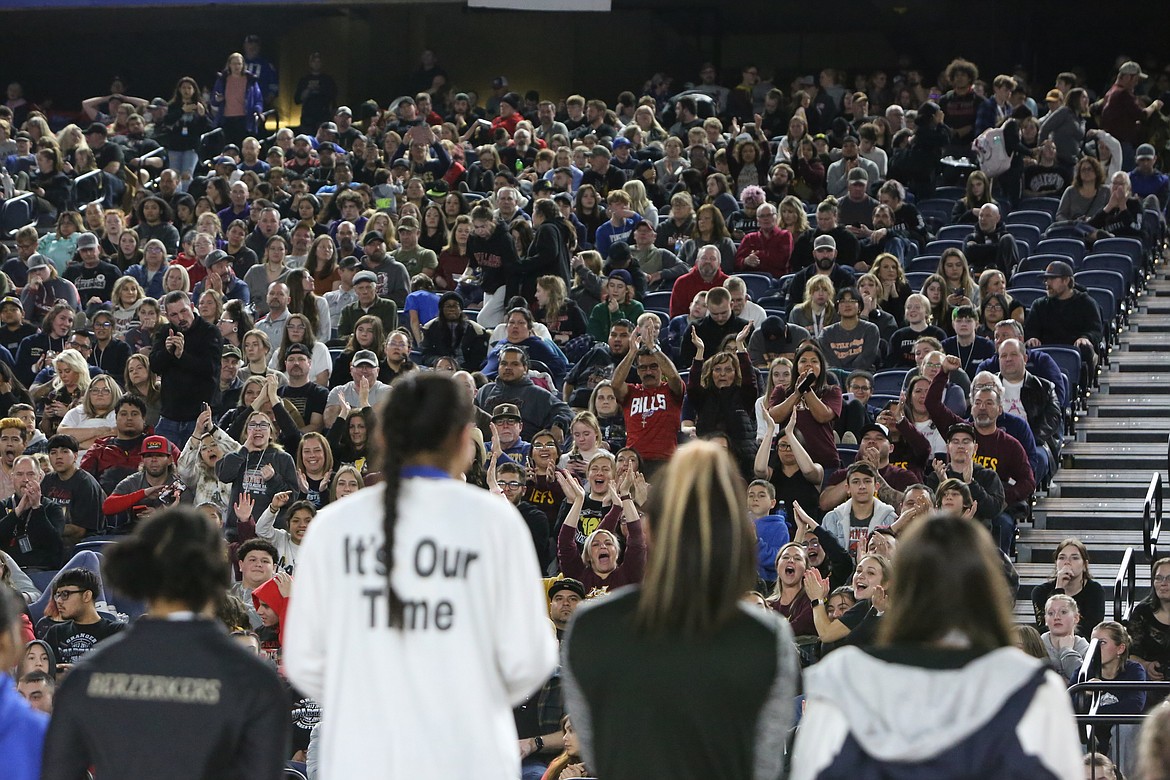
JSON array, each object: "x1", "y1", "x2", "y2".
[
  {"x1": 90, "y1": 386, "x2": 112, "y2": 395},
  {"x1": 532, "y1": 442, "x2": 558, "y2": 449},
  {"x1": 287, "y1": 323, "x2": 306, "y2": 330},
  {"x1": 499, "y1": 480, "x2": 523, "y2": 488},
  {"x1": 247, "y1": 422, "x2": 271, "y2": 430},
  {"x1": 53, "y1": 589, "x2": 83, "y2": 601},
  {"x1": 93, "y1": 322, "x2": 113, "y2": 328},
  {"x1": 67, "y1": 342, "x2": 91, "y2": 350},
  {"x1": 923, "y1": 362, "x2": 942, "y2": 369},
  {"x1": 1154, "y1": 575, "x2": 1170, "y2": 584}
]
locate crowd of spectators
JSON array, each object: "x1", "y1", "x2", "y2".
[{"x1": 1, "y1": 41, "x2": 1169, "y2": 777}]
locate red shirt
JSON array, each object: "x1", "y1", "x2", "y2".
[
  {"x1": 668, "y1": 267, "x2": 729, "y2": 318},
  {"x1": 622, "y1": 383, "x2": 684, "y2": 461},
  {"x1": 735, "y1": 228, "x2": 794, "y2": 277}
]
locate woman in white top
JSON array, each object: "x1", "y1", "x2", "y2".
[
  {"x1": 58, "y1": 373, "x2": 120, "y2": 456},
  {"x1": 284, "y1": 373, "x2": 556, "y2": 779},
  {"x1": 269, "y1": 313, "x2": 332, "y2": 386}
]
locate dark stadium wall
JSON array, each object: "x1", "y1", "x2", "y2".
[{"x1": 0, "y1": 1, "x2": 1162, "y2": 128}]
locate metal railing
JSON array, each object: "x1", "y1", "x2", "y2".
[
  {"x1": 72, "y1": 169, "x2": 101, "y2": 187},
  {"x1": 1145, "y1": 471, "x2": 1164, "y2": 561},
  {"x1": 1113, "y1": 547, "x2": 1138, "y2": 623}
]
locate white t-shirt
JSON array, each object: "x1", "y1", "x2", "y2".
[
  {"x1": 284, "y1": 479, "x2": 557, "y2": 779},
  {"x1": 1001, "y1": 377, "x2": 1027, "y2": 421},
  {"x1": 58, "y1": 407, "x2": 116, "y2": 458}
]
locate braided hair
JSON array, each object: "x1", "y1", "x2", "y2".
[{"x1": 379, "y1": 372, "x2": 473, "y2": 627}]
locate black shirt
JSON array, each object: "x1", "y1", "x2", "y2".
[
  {"x1": 41, "y1": 469, "x2": 106, "y2": 533},
  {"x1": 278, "y1": 382, "x2": 329, "y2": 426},
  {"x1": 44, "y1": 617, "x2": 125, "y2": 665},
  {"x1": 64, "y1": 261, "x2": 122, "y2": 303},
  {"x1": 149, "y1": 315, "x2": 223, "y2": 422}
]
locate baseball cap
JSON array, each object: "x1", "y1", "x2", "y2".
[
  {"x1": 491, "y1": 403, "x2": 522, "y2": 422},
  {"x1": 813, "y1": 234, "x2": 837, "y2": 251},
  {"x1": 26, "y1": 254, "x2": 52, "y2": 270},
  {"x1": 491, "y1": 76, "x2": 509, "y2": 89},
  {"x1": 397, "y1": 216, "x2": 420, "y2": 233},
  {"x1": 222, "y1": 345, "x2": 242, "y2": 361},
  {"x1": 352, "y1": 349, "x2": 379, "y2": 367},
  {"x1": 1041, "y1": 260, "x2": 1074, "y2": 279},
  {"x1": 319, "y1": 121, "x2": 338, "y2": 134},
  {"x1": 548, "y1": 578, "x2": 586, "y2": 599},
  {"x1": 834, "y1": 287, "x2": 860, "y2": 305},
  {"x1": 500, "y1": 92, "x2": 521, "y2": 110},
  {"x1": 335, "y1": 105, "x2": 353, "y2": 117},
  {"x1": 612, "y1": 137, "x2": 632, "y2": 149},
  {"x1": 84, "y1": 122, "x2": 108, "y2": 136},
  {"x1": 847, "y1": 168, "x2": 869, "y2": 183},
  {"x1": 140, "y1": 434, "x2": 175, "y2": 458},
  {"x1": 1045, "y1": 89, "x2": 1063, "y2": 103},
  {"x1": 149, "y1": 97, "x2": 168, "y2": 109},
  {"x1": 760, "y1": 315, "x2": 788, "y2": 344},
  {"x1": 607, "y1": 268, "x2": 633, "y2": 285},
  {"x1": 338, "y1": 255, "x2": 361, "y2": 270},
  {"x1": 532, "y1": 179, "x2": 554, "y2": 194},
  {"x1": 1136, "y1": 144, "x2": 1157, "y2": 160},
  {"x1": 294, "y1": 134, "x2": 313, "y2": 144},
  {"x1": 0, "y1": 296, "x2": 22, "y2": 310},
  {"x1": 202, "y1": 249, "x2": 230, "y2": 268},
  {"x1": 212, "y1": 156, "x2": 234, "y2": 166},
  {"x1": 286, "y1": 343, "x2": 312, "y2": 358},
  {"x1": 1119, "y1": 61, "x2": 1148, "y2": 79},
  {"x1": 353, "y1": 270, "x2": 378, "y2": 285},
  {"x1": 76, "y1": 232, "x2": 99, "y2": 250},
  {"x1": 607, "y1": 242, "x2": 631, "y2": 265},
  {"x1": 946, "y1": 422, "x2": 977, "y2": 441},
  {"x1": 858, "y1": 423, "x2": 890, "y2": 441},
  {"x1": 362, "y1": 230, "x2": 386, "y2": 246}
]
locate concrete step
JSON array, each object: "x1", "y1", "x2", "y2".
[
  {"x1": 1112, "y1": 358, "x2": 1170, "y2": 373},
  {"x1": 1077, "y1": 419, "x2": 1170, "y2": 444},
  {"x1": 1062, "y1": 443, "x2": 1170, "y2": 469},
  {"x1": 1016, "y1": 529, "x2": 1145, "y2": 565},
  {"x1": 1048, "y1": 470, "x2": 1163, "y2": 499},
  {"x1": 1099, "y1": 376, "x2": 1170, "y2": 392},
  {"x1": 1086, "y1": 396, "x2": 1170, "y2": 417}
]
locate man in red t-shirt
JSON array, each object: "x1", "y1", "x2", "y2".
[{"x1": 611, "y1": 328, "x2": 685, "y2": 476}]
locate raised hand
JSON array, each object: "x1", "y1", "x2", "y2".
[
  {"x1": 234, "y1": 492, "x2": 255, "y2": 522},
  {"x1": 271, "y1": 490, "x2": 293, "y2": 511},
  {"x1": 941, "y1": 354, "x2": 962, "y2": 374},
  {"x1": 274, "y1": 570, "x2": 293, "y2": 597}
]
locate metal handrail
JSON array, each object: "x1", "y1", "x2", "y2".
[
  {"x1": 7, "y1": 219, "x2": 36, "y2": 238},
  {"x1": 2, "y1": 190, "x2": 34, "y2": 205},
  {"x1": 72, "y1": 169, "x2": 101, "y2": 186},
  {"x1": 1113, "y1": 547, "x2": 1138, "y2": 623},
  {"x1": 1145, "y1": 472, "x2": 1164, "y2": 561}
]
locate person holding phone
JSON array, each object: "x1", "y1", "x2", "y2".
[{"x1": 150, "y1": 291, "x2": 223, "y2": 448}]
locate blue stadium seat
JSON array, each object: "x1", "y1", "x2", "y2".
[
  {"x1": 1008, "y1": 271, "x2": 1046, "y2": 290},
  {"x1": 1004, "y1": 210, "x2": 1054, "y2": 232},
  {"x1": 1075, "y1": 270, "x2": 1126, "y2": 314},
  {"x1": 905, "y1": 271, "x2": 932, "y2": 291},
  {"x1": 1035, "y1": 238, "x2": 1087, "y2": 266},
  {"x1": 1016, "y1": 197, "x2": 1061, "y2": 217},
  {"x1": 1081, "y1": 254, "x2": 1134, "y2": 296},
  {"x1": 934, "y1": 186, "x2": 965, "y2": 200},
  {"x1": 1006, "y1": 287, "x2": 1045, "y2": 308},
  {"x1": 1015, "y1": 254, "x2": 1075, "y2": 274},
  {"x1": 1005, "y1": 223, "x2": 1042, "y2": 251},
  {"x1": 1092, "y1": 237, "x2": 1144, "y2": 278},
  {"x1": 757, "y1": 293, "x2": 786, "y2": 309},
  {"x1": 872, "y1": 369, "x2": 908, "y2": 396},
  {"x1": 643, "y1": 290, "x2": 672, "y2": 310},
  {"x1": 1032, "y1": 345, "x2": 1083, "y2": 407},
  {"x1": 936, "y1": 224, "x2": 971, "y2": 243},
  {"x1": 908, "y1": 255, "x2": 941, "y2": 273},
  {"x1": 924, "y1": 239, "x2": 963, "y2": 255},
  {"x1": 734, "y1": 273, "x2": 775, "y2": 302}
]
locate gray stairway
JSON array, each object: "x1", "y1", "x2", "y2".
[{"x1": 1015, "y1": 260, "x2": 1170, "y2": 624}]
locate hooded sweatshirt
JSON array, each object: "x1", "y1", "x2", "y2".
[
  {"x1": 252, "y1": 576, "x2": 290, "y2": 662},
  {"x1": 790, "y1": 645, "x2": 1082, "y2": 780}
]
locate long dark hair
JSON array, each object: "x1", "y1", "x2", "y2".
[
  {"x1": 379, "y1": 373, "x2": 473, "y2": 627},
  {"x1": 877, "y1": 513, "x2": 1013, "y2": 651}
]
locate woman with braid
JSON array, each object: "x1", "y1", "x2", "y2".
[{"x1": 284, "y1": 372, "x2": 556, "y2": 778}]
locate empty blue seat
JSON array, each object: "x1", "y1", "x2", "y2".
[
  {"x1": 1008, "y1": 271, "x2": 1046, "y2": 290},
  {"x1": 872, "y1": 369, "x2": 908, "y2": 396},
  {"x1": 924, "y1": 239, "x2": 963, "y2": 255},
  {"x1": 1004, "y1": 210, "x2": 1054, "y2": 232},
  {"x1": 908, "y1": 255, "x2": 941, "y2": 273},
  {"x1": 1006, "y1": 287, "x2": 1045, "y2": 308},
  {"x1": 643, "y1": 290, "x2": 672, "y2": 310},
  {"x1": 1075, "y1": 270, "x2": 1126, "y2": 314},
  {"x1": 1005, "y1": 223, "x2": 1043, "y2": 251},
  {"x1": 905, "y1": 271, "x2": 932, "y2": 291},
  {"x1": 1016, "y1": 197, "x2": 1061, "y2": 217},
  {"x1": 734, "y1": 272, "x2": 776, "y2": 302},
  {"x1": 936, "y1": 224, "x2": 971, "y2": 243},
  {"x1": 1016, "y1": 254, "x2": 1075, "y2": 274},
  {"x1": 1081, "y1": 254, "x2": 1134, "y2": 293},
  {"x1": 935, "y1": 186, "x2": 965, "y2": 200},
  {"x1": 1036, "y1": 238, "x2": 1087, "y2": 266}
]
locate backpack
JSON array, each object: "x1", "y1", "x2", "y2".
[{"x1": 973, "y1": 126, "x2": 1011, "y2": 178}]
